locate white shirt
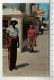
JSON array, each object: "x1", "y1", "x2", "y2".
[{"x1": 7, "y1": 26, "x2": 19, "y2": 36}]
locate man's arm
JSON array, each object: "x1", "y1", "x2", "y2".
[{"x1": 17, "y1": 34, "x2": 19, "y2": 48}]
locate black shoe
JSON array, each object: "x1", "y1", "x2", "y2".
[
  {"x1": 13, "y1": 66, "x2": 17, "y2": 70},
  {"x1": 9, "y1": 68, "x2": 13, "y2": 71}
]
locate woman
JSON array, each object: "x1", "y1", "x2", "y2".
[
  {"x1": 27, "y1": 25, "x2": 36, "y2": 52},
  {"x1": 6, "y1": 18, "x2": 19, "y2": 71}
]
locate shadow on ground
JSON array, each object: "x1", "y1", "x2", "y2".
[
  {"x1": 16, "y1": 63, "x2": 29, "y2": 69},
  {"x1": 22, "y1": 45, "x2": 40, "y2": 53},
  {"x1": 22, "y1": 45, "x2": 29, "y2": 52},
  {"x1": 31, "y1": 50, "x2": 40, "y2": 53}
]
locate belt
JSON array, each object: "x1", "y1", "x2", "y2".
[{"x1": 10, "y1": 36, "x2": 17, "y2": 39}]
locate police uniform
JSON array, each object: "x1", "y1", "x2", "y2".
[{"x1": 6, "y1": 18, "x2": 19, "y2": 71}]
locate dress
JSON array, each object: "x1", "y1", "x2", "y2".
[{"x1": 27, "y1": 29, "x2": 36, "y2": 47}]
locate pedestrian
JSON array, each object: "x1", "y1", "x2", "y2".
[
  {"x1": 41, "y1": 25, "x2": 44, "y2": 34},
  {"x1": 6, "y1": 18, "x2": 19, "y2": 71},
  {"x1": 39, "y1": 20, "x2": 41, "y2": 32},
  {"x1": 27, "y1": 25, "x2": 37, "y2": 52}
]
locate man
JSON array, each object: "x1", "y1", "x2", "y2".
[
  {"x1": 6, "y1": 18, "x2": 19, "y2": 71},
  {"x1": 27, "y1": 25, "x2": 36, "y2": 52}
]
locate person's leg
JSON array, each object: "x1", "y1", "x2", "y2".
[
  {"x1": 11, "y1": 39, "x2": 17, "y2": 69},
  {"x1": 30, "y1": 45, "x2": 33, "y2": 52},
  {"x1": 32, "y1": 46, "x2": 33, "y2": 52},
  {"x1": 8, "y1": 38, "x2": 13, "y2": 71},
  {"x1": 8, "y1": 50, "x2": 13, "y2": 71},
  {"x1": 29, "y1": 45, "x2": 31, "y2": 52}
]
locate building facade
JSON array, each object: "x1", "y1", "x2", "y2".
[
  {"x1": 3, "y1": 8, "x2": 23, "y2": 52},
  {"x1": 3, "y1": 3, "x2": 35, "y2": 15}
]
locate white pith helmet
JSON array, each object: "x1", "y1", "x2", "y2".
[{"x1": 10, "y1": 18, "x2": 18, "y2": 25}]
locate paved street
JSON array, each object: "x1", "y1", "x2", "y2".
[{"x1": 3, "y1": 30, "x2": 49, "y2": 77}]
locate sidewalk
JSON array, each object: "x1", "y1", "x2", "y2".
[{"x1": 3, "y1": 30, "x2": 49, "y2": 77}]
